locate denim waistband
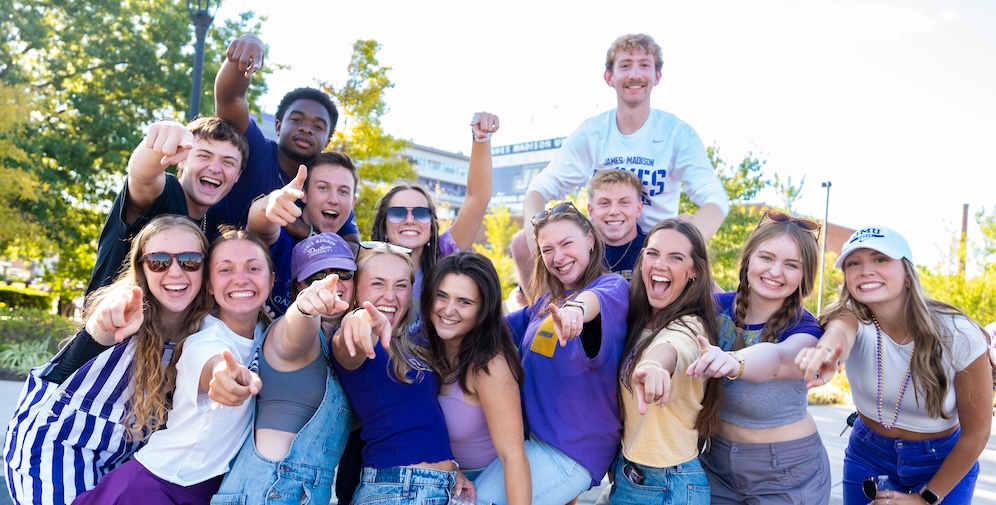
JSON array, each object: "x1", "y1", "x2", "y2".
[
  {"x1": 360, "y1": 466, "x2": 456, "y2": 488},
  {"x1": 852, "y1": 416, "x2": 961, "y2": 455}
]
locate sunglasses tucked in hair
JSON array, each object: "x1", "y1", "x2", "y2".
[
  {"x1": 386, "y1": 206, "x2": 432, "y2": 224},
  {"x1": 530, "y1": 201, "x2": 581, "y2": 225},
  {"x1": 758, "y1": 209, "x2": 821, "y2": 239},
  {"x1": 141, "y1": 252, "x2": 205, "y2": 273},
  {"x1": 306, "y1": 269, "x2": 354, "y2": 285},
  {"x1": 359, "y1": 241, "x2": 413, "y2": 254}
]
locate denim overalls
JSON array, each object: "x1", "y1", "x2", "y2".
[{"x1": 212, "y1": 332, "x2": 353, "y2": 505}]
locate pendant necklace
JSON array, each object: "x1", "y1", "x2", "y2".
[{"x1": 608, "y1": 239, "x2": 635, "y2": 271}]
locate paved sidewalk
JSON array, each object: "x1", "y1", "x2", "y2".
[{"x1": 1, "y1": 379, "x2": 993, "y2": 505}]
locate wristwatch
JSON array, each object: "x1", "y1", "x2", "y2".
[
  {"x1": 919, "y1": 486, "x2": 942, "y2": 504},
  {"x1": 562, "y1": 299, "x2": 588, "y2": 319}
]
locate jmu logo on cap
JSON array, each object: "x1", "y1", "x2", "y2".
[{"x1": 849, "y1": 228, "x2": 884, "y2": 244}]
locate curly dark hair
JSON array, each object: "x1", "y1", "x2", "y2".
[{"x1": 275, "y1": 87, "x2": 339, "y2": 136}]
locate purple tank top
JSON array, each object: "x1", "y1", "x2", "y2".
[{"x1": 438, "y1": 380, "x2": 497, "y2": 469}]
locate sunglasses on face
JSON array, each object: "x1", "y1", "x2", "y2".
[
  {"x1": 359, "y1": 241, "x2": 413, "y2": 254},
  {"x1": 305, "y1": 269, "x2": 354, "y2": 285},
  {"x1": 386, "y1": 206, "x2": 432, "y2": 224},
  {"x1": 757, "y1": 209, "x2": 822, "y2": 239},
  {"x1": 530, "y1": 201, "x2": 581, "y2": 225},
  {"x1": 141, "y1": 252, "x2": 205, "y2": 273}
]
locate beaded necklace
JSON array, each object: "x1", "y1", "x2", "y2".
[{"x1": 872, "y1": 315, "x2": 914, "y2": 430}]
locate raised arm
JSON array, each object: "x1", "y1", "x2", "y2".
[
  {"x1": 124, "y1": 120, "x2": 193, "y2": 223},
  {"x1": 247, "y1": 164, "x2": 307, "y2": 246},
  {"x1": 214, "y1": 34, "x2": 264, "y2": 133},
  {"x1": 265, "y1": 274, "x2": 349, "y2": 369},
  {"x1": 687, "y1": 332, "x2": 819, "y2": 382},
  {"x1": 475, "y1": 355, "x2": 531, "y2": 505},
  {"x1": 85, "y1": 286, "x2": 146, "y2": 346},
  {"x1": 630, "y1": 340, "x2": 680, "y2": 415},
  {"x1": 448, "y1": 112, "x2": 498, "y2": 249},
  {"x1": 797, "y1": 313, "x2": 858, "y2": 388}
]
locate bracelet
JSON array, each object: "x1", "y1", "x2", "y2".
[
  {"x1": 636, "y1": 360, "x2": 668, "y2": 374},
  {"x1": 472, "y1": 132, "x2": 492, "y2": 143},
  {"x1": 726, "y1": 351, "x2": 746, "y2": 380},
  {"x1": 296, "y1": 304, "x2": 320, "y2": 319},
  {"x1": 562, "y1": 299, "x2": 588, "y2": 319}
]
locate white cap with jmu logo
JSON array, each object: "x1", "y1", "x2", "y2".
[{"x1": 835, "y1": 226, "x2": 913, "y2": 268}]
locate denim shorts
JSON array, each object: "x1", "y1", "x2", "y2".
[
  {"x1": 473, "y1": 435, "x2": 592, "y2": 505},
  {"x1": 351, "y1": 466, "x2": 456, "y2": 505},
  {"x1": 841, "y1": 416, "x2": 979, "y2": 505},
  {"x1": 608, "y1": 450, "x2": 710, "y2": 505}
]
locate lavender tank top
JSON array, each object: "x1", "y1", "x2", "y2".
[{"x1": 437, "y1": 380, "x2": 498, "y2": 469}]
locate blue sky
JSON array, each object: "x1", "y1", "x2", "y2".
[{"x1": 213, "y1": 0, "x2": 996, "y2": 270}]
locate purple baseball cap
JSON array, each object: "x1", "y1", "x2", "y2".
[{"x1": 291, "y1": 233, "x2": 356, "y2": 281}]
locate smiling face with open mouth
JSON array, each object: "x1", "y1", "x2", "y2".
[
  {"x1": 640, "y1": 228, "x2": 697, "y2": 312},
  {"x1": 384, "y1": 189, "x2": 433, "y2": 251},
  {"x1": 538, "y1": 219, "x2": 594, "y2": 291},
  {"x1": 177, "y1": 137, "x2": 243, "y2": 210},
  {"x1": 208, "y1": 238, "x2": 273, "y2": 323},
  {"x1": 429, "y1": 273, "x2": 480, "y2": 348},
  {"x1": 303, "y1": 163, "x2": 356, "y2": 234},
  {"x1": 355, "y1": 253, "x2": 412, "y2": 327},
  {"x1": 142, "y1": 228, "x2": 205, "y2": 316},
  {"x1": 842, "y1": 248, "x2": 908, "y2": 312},
  {"x1": 746, "y1": 233, "x2": 805, "y2": 304}
]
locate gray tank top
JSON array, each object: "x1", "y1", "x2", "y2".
[
  {"x1": 720, "y1": 378, "x2": 808, "y2": 429},
  {"x1": 255, "y1": 346, "x2": 328, "y2": 433}
]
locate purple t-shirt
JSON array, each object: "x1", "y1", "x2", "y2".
[{"x1": 505, "y1": 273, "x2": 629, "y2": 486}]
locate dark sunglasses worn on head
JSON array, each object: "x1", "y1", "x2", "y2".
[
  {"x1": 530, "y1": 201, "x2": 581, "y2": 225},
  {"x1": 141, "y1": 252, "x2": 205, "y2": 273},
  {"x1": 359, "y1": 241, "x2": 413, "y2": 254},
  {"x1": 306, "y1": 269, "x2": 354, "y2": 285},
  {"x1": 386, "y1": 206, "x2": 432, "y2": 224},
  {"x1": 757, "y1": 209, "x2": 822, "y2": 239}
]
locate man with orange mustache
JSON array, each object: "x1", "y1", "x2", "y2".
[{"x1": 512, "y1": 33, "x2": 729, "y2": 288}]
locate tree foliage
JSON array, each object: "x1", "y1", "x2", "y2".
[
  {"x1": 322, "y1": 39, "x2": 415, "y2": 236},
  {"x1": 0, "y1": 0, "x2": 268, "y2": 308},
  {"x1": 472, "y1": 203, "x2": 521, "y2": 298}
]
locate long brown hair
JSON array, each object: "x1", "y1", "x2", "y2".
[
  {"x1": 731, "y1": 219, "x2": 819, "y2": 350},
  {"x1": 354, "y1": 243, "x2": 433, "y2": 383},
  {"x1": 371, "y1": 184, "x2": 440, "y2": 275},
  {"x1": 619, "y1": 219, "x2": 722, "y2": 439},
  {"x1": 84, "y1": 215, "x2": 213, "y2": 442},
  {"x1": 822, "y1": 257, "x2": 993, "y2": 418},
  {"x1": 527, "y1": 203, "x2": 608, "y2": 311}
]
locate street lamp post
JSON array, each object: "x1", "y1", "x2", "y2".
[
  {"x1": 817, "y1": 181, "x2": 832, "y2": 315},
  {"x1": 187, "y1": 0, "x2": 217, "y2": 121}
]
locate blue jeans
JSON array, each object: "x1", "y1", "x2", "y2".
[
  {"x1": 842, "y1": 416, "x2": 979, "y2": 505},
  {"x1": 608, "y1": 450, "x2": 710, "y2": 505},
  {"x1": 211, "y1": 368, "x2": 352, "y2": 505},
  {"x1": 351, "y1": 466, "x2": 456, "y2": 505},
  {"x1": 473, "y1": 435, "x2": 592, "y2": 505}
]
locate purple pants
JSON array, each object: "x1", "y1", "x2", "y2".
[{"x1": 72, "y1": 458, "x2": 223, "y2": 505}]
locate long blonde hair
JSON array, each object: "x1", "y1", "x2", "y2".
[
  {"x1": 822, "y1": 258, "x2": 992, "y2": 418},
  {"x1": 354, "y1": 243, "x2": 434, "y2": 383},
  {"x1": 84, "y1": 215, "x2": 213, "y2": 441},
  {"x1": 527, "y1": 203, "x2": 608, "y2": 311}
]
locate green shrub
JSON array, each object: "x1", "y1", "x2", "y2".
[
  {"x1": 0, "y1": 286, "x2": 54, "y2": 311},
  {"x1": 0, "y1": 338, "x2": 56, "y2": 373},
  {"x1": 0, "y1": 308, "x2": 77, "y2": 347},
  {"x1": 807, "y1": 368, "x2": 853, "y2": 406}
]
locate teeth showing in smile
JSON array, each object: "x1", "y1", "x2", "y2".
[
  {"x1": 377, "y1": 306, "x2": 396, "y2": 313},
  {"x1": 200, "y1": 176, "x2": 221, "y2": 188},
  {"x1": 651, "y1": 275, "x2": 671, "y2": 283},
  {"x1": 859, "y1": 282, "x2": 883, "y2": 290},
  {"x1": 400, "y1": 230, "x2": 419, "y2": 237},
  {"x1": 556, "y1": 261, "x2": 574, "y2": 273},
  {"x1": 605, "y1": 220, "x2": 624, "y2": 226},
  {"x1": 163, "y1": 284, "x2": 187, "y2": 292},
  {"x1": 322, "y1": 210, "x2": 338, "y2": 219},
  {"x1": 440, "y1": 317, "x2": 459, "y2": 325},
  {"x1": 229, "y1": 291, "x2": 255, "y2": 299},
  {"x1": 761, "y1": 278, "x2": 783, "y2": 288}
]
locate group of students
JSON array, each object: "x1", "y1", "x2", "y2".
[{"x1": 2, "y1": 30, "x2": 993, "y2": 505}]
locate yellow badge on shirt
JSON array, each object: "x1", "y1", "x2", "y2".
[{"x1": 529, "y1": 315, "x2": 558, "y2": 358}]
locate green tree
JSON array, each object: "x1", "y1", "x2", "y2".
[
  {"x1": 322, "y1": 39, "x2": 415, "y2": 235},
  {"x1": 472, "y1": 203, "x2": 521, "y2": 298},
  {"x1": 1, "y1": 0, "x2": 268, "y2": 309}
]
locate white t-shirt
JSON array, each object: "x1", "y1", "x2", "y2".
[
  {"x1": 848, "y1": 314, "x2": 988, "y2": 432},
  {"x1": 135, "y1": 315, "x2": 262, "y2": 486},
  {"x1": 527, "y1": 109, "x2": 729, "y2": 230}
]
